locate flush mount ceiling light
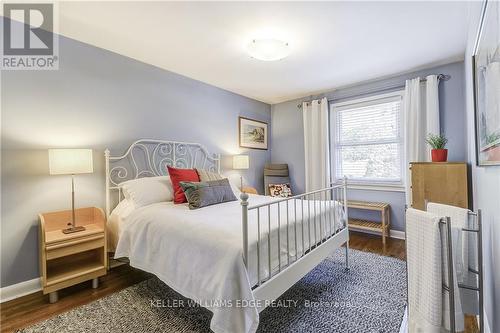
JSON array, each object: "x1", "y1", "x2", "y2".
[{"x1": 247, "y1": 39, "x2": 290, "y2": 61}]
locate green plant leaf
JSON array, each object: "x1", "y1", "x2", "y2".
[{"x1": 425, "y1": 133, "x2": 448, "y2": 149}]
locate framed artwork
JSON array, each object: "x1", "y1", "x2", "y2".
[
  {"x1": 473, "y1": 0, "x2": 500, "y2": 166},
  {"x1": 239, "y1": 116, "x2": 268, "y2": 150}
]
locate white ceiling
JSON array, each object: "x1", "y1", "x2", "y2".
[{"x1": 58, "y1": 1, "x2": 469, "y2": 104}]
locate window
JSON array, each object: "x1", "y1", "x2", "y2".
[{"x1": 331, "y1": 91, "x2": 404, "y2": 186}]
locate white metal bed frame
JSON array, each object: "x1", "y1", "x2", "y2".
[
  {"x1": 105, "y1": 139, "x2": 221, "y2": 218},
  {"x1": 105, "y1": 139, "x2": 349, "y2": 313}
]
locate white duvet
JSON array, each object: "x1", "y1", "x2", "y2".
[{"x1": 114, "y1": 194, "x2": 345, "y2": 333}]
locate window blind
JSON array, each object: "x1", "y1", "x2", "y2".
[{"x1": 332, "y1": 95, "x2": 403, "y2": 184}]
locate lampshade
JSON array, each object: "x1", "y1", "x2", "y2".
[
  {"x1": 49, "y1": 149, "x2": 93, "y2": 175},
  {"x1": 233, "y1": 155, "x2": 249, "y2": 170}
]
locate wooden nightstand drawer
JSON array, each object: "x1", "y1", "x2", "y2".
[{"x1": 46, "y1": 234, "x2": 104, "y2": 260}]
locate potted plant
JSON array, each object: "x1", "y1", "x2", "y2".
[{"x1": 426, "y1": 133, "x2": 448, "y2": 162}]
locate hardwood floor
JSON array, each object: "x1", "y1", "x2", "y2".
[
  {"x1": 0, "y1": 264, "x2": 151, "y2": 333},
  {"x1": 0, "y1": 232, "x2": 477, "y2": 333},
  {"x1": 349, "y1": 230, "x2": 406, "y2": 260}
]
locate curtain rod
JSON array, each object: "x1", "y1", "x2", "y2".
[{"x1": 297, "y1": 74, "x2": 451, "y2": 108}]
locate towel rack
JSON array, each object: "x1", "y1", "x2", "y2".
[{"x1": 435, "y1": 208, "x2": 484, "y2": 333}]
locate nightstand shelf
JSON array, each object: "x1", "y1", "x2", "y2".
[
  {"x1": 46, "y1": 258, "x2": 105, "y2": 288},
  {"x1": 39, "y1": 207, "x2": 107, "y2": 302}
]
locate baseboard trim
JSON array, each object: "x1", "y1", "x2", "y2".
[
  {"x1": 390, "y1": 230, "x2": 406, "y2": 240},
  {"x1": 0, "y1": 277, "x2": 41, "y2": 303}
]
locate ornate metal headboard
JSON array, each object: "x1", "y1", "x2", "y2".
[{"x1": 105, "y1": 139, "x2": 221, "y2": 217}]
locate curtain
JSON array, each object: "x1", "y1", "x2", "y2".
[
  {"x1": 303, "y1": 97, "x2": 331, "y2": 192},
  {"x1": 404, "y1": 75, "x2": 440, "y2": 204}
]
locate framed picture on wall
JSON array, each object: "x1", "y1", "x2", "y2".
[
  {"x1": 239, "y1": 116, "x2": 268, "y2": 150},
  {"x1": 473, "y1": 0, "x2": 500, "y2": 166}
]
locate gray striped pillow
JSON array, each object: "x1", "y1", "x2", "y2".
[
  {"x1": 179, "y1": 178, "x2": 237, "y2": 209},
  {"x1": 196, "y1": 169, "x2": 223, "y2": 182}
]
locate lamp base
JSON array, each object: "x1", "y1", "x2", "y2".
[{"x1": 62, "y1": 226, "x2": 86, "y2": 234}]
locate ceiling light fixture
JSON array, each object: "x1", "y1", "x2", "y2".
[{"x1": 247, "y1": 39, "x2": 290, "y2": 61}]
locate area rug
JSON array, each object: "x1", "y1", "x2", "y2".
[{"x1": 18, "y1": 248, "x2": 407, "y2": 333}]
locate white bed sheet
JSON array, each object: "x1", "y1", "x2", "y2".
[
  {"x1": 114, "y1": 194, "x2": 345, "y2": 333},
  {"x1": 107, "y1": 199, "x2": 135, "y2": 252}
]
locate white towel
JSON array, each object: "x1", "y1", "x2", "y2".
[
  {"x1": 427, "y1": 203, "x2": 469, "y2": 283},
  {"x1": 406, "y1": 208, "x2": 442, "y2": 333},
  {"x1": 426, "y1": 203, "x2": 467, "y2": 331}
]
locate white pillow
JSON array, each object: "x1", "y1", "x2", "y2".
[
  {"x1": 120, "y1": 176, "x2": 173, "y2": 208},
  {"x1": 110, "y1": 199, "x2": 135, "y2": 218},
  {"x1": 224, "y1": 174, "x2": 242, "y2": 197}
]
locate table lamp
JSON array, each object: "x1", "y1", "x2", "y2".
[
  {"x1": 232, "y1": 155, "x2": 249, "y2": 190},
  {"x1": 49, "y1": 149, "x2": 93, "y2": 234}
]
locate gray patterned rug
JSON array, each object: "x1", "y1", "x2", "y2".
[{"x1": 18, "y1": 249, "x2": 406, "y2": 333}]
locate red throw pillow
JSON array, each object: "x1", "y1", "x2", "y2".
[{"x1": 167, "y1": 166, "x2": 200, "y2": 204}]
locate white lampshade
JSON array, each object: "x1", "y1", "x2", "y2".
[
  {"x1": 49, "y1": 149, "x2": 93, "y2": 175},
  {"x1": 233, "y1": 155, "x2": 249, "y2": 170}
]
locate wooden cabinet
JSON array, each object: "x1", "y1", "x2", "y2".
[
  {"x1": 410, "y1": 162, "x2": 468, "y2": 210},
  {"x1": 39, "y1": 207, "x2": 107, "y2": 303}
]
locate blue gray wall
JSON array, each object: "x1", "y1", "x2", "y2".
[
  {"x1": 465, "y1": 2, "x2": 500, "y2": 332},
  {"x1": 271, "y1": 61, "x2": 466, "y2": 232},
  {"x1": 1, "y1": 35, "x2": 271, "y2": 287}
]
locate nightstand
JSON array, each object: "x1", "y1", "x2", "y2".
[
  {"x1": 39, "y1": 207, "x2": 107, "y2": 303},
  {"x1": 242, "y1": 186, "x2": 258, "y2": 195}
]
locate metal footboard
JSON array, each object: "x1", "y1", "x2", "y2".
[{"x1": 240, "y1": 178, "x2": 349, "y2": 290}]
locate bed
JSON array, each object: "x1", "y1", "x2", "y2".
[{"x1": 105, "y1": 139, "x2": 349, "y2": 333}]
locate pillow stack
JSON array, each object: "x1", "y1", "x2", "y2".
[
  {"x1": 169, "y1": 166, "x2": 238, "y2": 208},
  {"x1": 118, "y1": 166, "x2": 240, "y2": 210}
]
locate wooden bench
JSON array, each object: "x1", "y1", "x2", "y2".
[{"x1": 347, "y1": 200, "x2": 390, "y2": 245}]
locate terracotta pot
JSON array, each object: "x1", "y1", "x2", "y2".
[{"x1": 431, "y1": 149, "x2": 448, "y2": 162}]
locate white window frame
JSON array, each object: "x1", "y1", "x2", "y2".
[{"x1": 330, "y1": 90, "x2": 405, "y2": 191}]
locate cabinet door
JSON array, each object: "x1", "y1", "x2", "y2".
[
  {"x1": 411, "y1": 163, "x2": 468, "y2": 210},
  {"x1": 410, "y1": 164, "x2": 426, "y2": 210}
]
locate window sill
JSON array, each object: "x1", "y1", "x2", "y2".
[{"x1": 336, "y1": 183, "x2": 406, "y2": 192}]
